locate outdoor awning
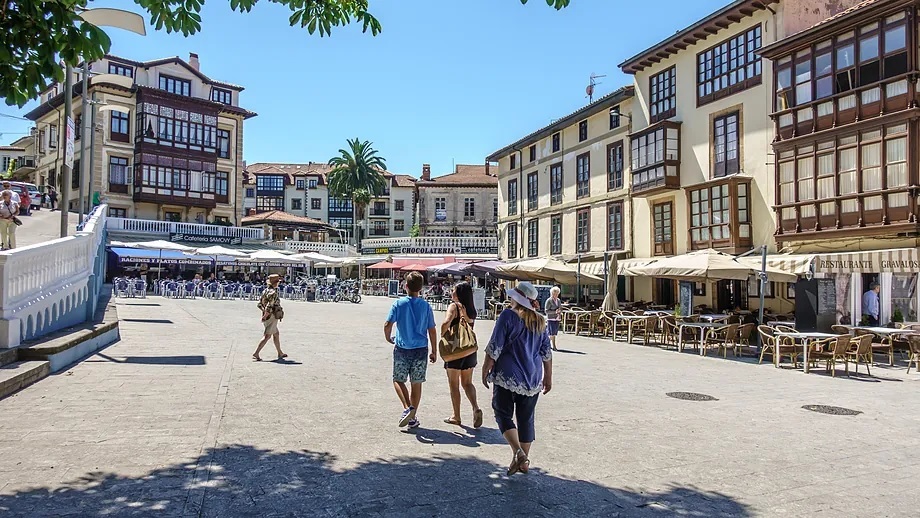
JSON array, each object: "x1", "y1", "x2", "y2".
[
  {"x1": 748, "y1": 247, "x2": 920, "y2": 275},
  {"x1": 577, "y1": 258, "x2": 658, "y2": 277},
  {"x1": 367, "y1": 261, "x2": 401, "y2": 270},
  {"x1": 497, "y1": 258, "x2": 604, "y2": 285},
  {"x1": 631, "y1": 249, "x2": 797, "y2": 282},
  {"x1": 111, "y1": 248, "x2": 211, "y2": 265}
]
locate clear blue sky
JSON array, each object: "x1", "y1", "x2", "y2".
[{"x1": 2, "y1": 0, "x2": 728, "y2": 177}]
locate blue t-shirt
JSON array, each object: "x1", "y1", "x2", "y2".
[{"x1": 387, "y1": 296, "x2": 436, "y2": 350}]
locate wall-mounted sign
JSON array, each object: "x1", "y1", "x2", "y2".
[
  {"x1": 169, "y1": 233, "x2": 242, "y2": 245},
  {"x1": 361, "y1": 245, "x2": 498, "y2": 256},
  {"x1": 434, "y1": 209, "x2": 447, "y2": 222}
]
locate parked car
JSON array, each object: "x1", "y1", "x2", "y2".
[{"x1": 5, "y1": 182, "x2": 32, "y2": 216}]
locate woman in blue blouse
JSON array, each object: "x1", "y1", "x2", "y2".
[{"x1": 482, "y1": 282, "x2": 553, "y2": 475}]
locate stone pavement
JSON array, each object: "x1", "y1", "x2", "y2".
[
  {"x1": 14, "y1": 208, "x2": 81, "y2": 248},
  {"x1": 0, "y1": 295, "x2": 918, "y2": 517}
]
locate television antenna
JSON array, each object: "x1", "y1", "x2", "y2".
[{"x1": 586, "y1": 73, "x2": 606, "y2": 103}]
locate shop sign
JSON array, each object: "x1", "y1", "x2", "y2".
[
  {"x1": 434, "y1": 209, "x2": 447, "y2": 222},
  {"x1": 361, "y1": 245, "x2": 498, "y2": 255},
  {"x1": 170, "y1": 233, "x2": 242, "y2": 245}
]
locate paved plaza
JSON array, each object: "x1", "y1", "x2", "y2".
[
  {"x1": 0, "y1": 296, "x2": 918, "y2": 517},
  {"x1": 14, "y1": 209, "x2": 81, "y2": 248}
]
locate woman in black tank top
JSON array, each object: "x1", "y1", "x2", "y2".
[{"x1": 441, "y1": 282, "x2": 483, "y2": 428}]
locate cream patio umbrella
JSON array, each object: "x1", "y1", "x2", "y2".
[
  {"x1": 497, "y1": 257, "x2": 604, "y2": 285},
  {"x1": 193, "y1": 245, "x2": 248, "y2": 257},
  {"x1": 630, "y1": 249, "x2": 797, "y2": 282}
]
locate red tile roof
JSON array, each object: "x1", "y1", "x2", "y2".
[
  {"x1": 241, "y1": 210, "x2": 332, "y2": 228},
  {"x1": 807, "y1": 0, "x2": 883, "y2": 31},
  {"x1": 417, "y1": 164, "x2": 498, "y2": 187}
]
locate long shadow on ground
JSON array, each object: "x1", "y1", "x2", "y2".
[{"x1": 0, "y1": 444, "x2": 752, "y2": 517}]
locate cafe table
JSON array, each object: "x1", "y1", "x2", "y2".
[
  {"x1": 774, "y1": 331, "x2": 838, "y2": 373},
  {"x1": 699, "y1": 314, "x2": 730, "y2": 323},
  {"x1": 677, "y1": 321, "x2": 722, "y2": 354},
  {"x1": 850, "y1": 326, "x2": 918, "y2": 365}
]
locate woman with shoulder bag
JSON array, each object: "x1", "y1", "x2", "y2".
[
  {"x1": 253, "y1": 274, "x2": 288, "y2": 361},
  {"x1": 0, "y1": 189, "x2": 20, "y2": 250},
  {"x1": 441, "y1": 282, "x2": 483, "y2": 428}
]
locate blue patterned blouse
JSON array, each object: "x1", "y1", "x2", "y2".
[{"x1": 485, "y1": 308, "x2": 552, "y2": 396}]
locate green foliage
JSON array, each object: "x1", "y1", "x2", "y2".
[
  {"x1": 409, "y1": 223, "x2": 420, "y2": 238},
  {"x1": 4, "y1": 159, "x2": 16, "y2": 178},
  {"x1": 327, "y1": 138, "x2": 388, "y2": 204},
  {"x1": 893, "y1": 307, "x2": 904, "y2": 322},
  {"x1": 1, "y1": 0, "x2": 569, "y2": 107}
]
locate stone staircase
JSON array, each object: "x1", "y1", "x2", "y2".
[
  {"x1": 0, "y1": 347, "x2": 50, "y2": 400},
  {"x1": 0, "y1": 286, "x2": 119, "y2": 400}
]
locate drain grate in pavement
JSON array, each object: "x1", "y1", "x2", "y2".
[
  {"x1": 802, "y1": 404, "x2": 862, "y2": 416},
  {"x1": 666, "y1": 392, "x2": 718, "y2": 401}
]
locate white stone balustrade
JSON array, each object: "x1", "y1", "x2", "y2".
[
  {"x1": 361, "y1": 236, "x2": 498, "y2": 254},
  {"x1": 107, "y1": 217, "x2": 264, "y2": 241},
  {"x1": 0, "y1": 205, "x2": 109, "y2": 348},
  {"x1": 282, "y1": 241, "x2": 358, "y2": 257}
]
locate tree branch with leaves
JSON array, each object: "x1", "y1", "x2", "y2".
[{"x1": 1, "y1": 0, "x2": 570, "y2": 106}]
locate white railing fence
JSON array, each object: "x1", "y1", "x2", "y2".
[
  {"x1": 107, "y1": 217, "x2": 264, "y2": 240},
  {"x1": 282, "y1": 241, "x2": 358, "y2": 257},
  {"x1": 0, "y1": 205, "x2": 109, "y2": 348},
  {"x1": 361, "y1": 236, "x2": 498, "y2": 251}
]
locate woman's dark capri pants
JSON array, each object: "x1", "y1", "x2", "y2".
[{"x1": 492, "y1": 385, "x2": 540, "y2": 443}]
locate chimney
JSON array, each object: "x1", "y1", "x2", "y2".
[
  {"x1": 421, "y1": 164, "x2": 431, "y2": 181},
  {"x1": 189, "y1": 52, "x2": 200, "y2": 71},
  {"x1": 485, "y1": 162, "x2": 490, "y2": 177}
]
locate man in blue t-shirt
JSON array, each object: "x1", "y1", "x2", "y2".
[{"x1": 384, "y1": 271, "x2": 437, "y2": 429}]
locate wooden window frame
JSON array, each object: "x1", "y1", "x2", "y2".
[
  {"x1": 291, "y1": 198, "x2": 303, "y2": 211},
  {"x1": 527, "y1": 172, "x2": 538, "y2": 211},
  {"x1": 578, "y1": 120, "x2": 588, "y2": 142},
  {"x1": 697, "y1": 25, "x2": 763, "y2": 106},
  {"x1": 159, "y1": 74, "x2": 191, "y2": 96},
  {"x1": 550, "y1": 214, "x2": 562, "y2": 255},
  {"x1": 688, "y1": 178, "x2": 752, "y2": 251},
  {"x1": 510, "y1": 153, "x2": 517, "y2": 170},
  {"x1": 507, "y1": 179, "x2": 518, "y2": 216},
  {"x1": 550, "y1": 162, "x2": 563, "y2": 205},
  {"x1": 507, "y1": 222, "x2": 518, "y2": 259},
  {"x1": 576, "y1": 152, "x2": 590, "y2": 199},
  {"x1": 576, "y1": 208, "x2": 591, "y2": 253},
  {"x1": 650, "y1": 66, "x2": 676, "y2": 123},
  {"x1": 607, "y1": 201, "x2": 624, "y2": 251},
  {"x1": 311, "y1": 198, "x2": 322, "y2": 210},
  {"x1": 529, "y1": 145, "x2": 536, "y2": 162},
  {"x1": 607, "y1": 141, "x2": 624, "y2": 191},
  {"x1": 652, "y1": 200, "x2": 674, "y2": 256},
  {"x1": 552, "y1": 132, "x2": 560, "y2": 153},
  {"x1": 216, "y1": 129, "x2": 231, "y2": 158},
  {"x1": 610, "y1": 106, "x2": 621, "y2": 129},
  {"x1": 527, "y1": 218, "x2": 539, "y2": 257},
  {"x1": 110, "y1": 111, "x2": 130, "y2": 142},
  {"x1": 108, "y1": 62, "x2": 133, "y2": 78},
  {"x1": 713, "y1": 111, "x2": 740, "y2": 178},
  {"x1": 211, "y1": 87, "x2": 232, "y2": 105}
]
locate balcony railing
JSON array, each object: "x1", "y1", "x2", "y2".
[
  {"x1": 369, "y1": 207, "x2": 390, "y2": 216},
  {"x1": 361, "y1": 236, "x2": 498, "y2": 255},
  {"x1": 773, "y1": 73, "x2": 912, "y2": 142},
  {"x1": 369, "y1": 228, "x2": 391, "y2": 236},
  {"x1": 107, "y1": 217, "x2": 264, "y2": 240},
  {"x1": 281, "y1": 240, "x2": 358, "y2": 257}
]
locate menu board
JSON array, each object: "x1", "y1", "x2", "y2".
[{"x1": 817, "y1": 278, "x2": 836, "y2": 314}]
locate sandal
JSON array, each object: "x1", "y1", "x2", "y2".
[
  {"x1": 277, "y1": 353, "x2": 288, "y2": 360},
  {"x1": 520, "y1": 458, "x2": 531, "y2": 474},
  {"x1": 252, "y1": 355, "x2": 262, "y2": 361},
  {"x1": 443, "y1": 417, "x2": 462, "y2": 426},
  {"x1": 507, "y1": 448, "x2": 528, "y2": 476},
  {"x1": 473, "y1": 409, "x2": 483, "y2": 429}
]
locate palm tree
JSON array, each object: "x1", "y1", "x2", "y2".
[{"x1": 327, "y1": 138, "x2": 388, "y2": 245}]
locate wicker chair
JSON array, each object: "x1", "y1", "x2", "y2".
[
  {"x1": 846, "y1": 334, "x2": 873, "y2": 376},
  {"x1": 830, "y1": 325, "x2": 851, "y2": 335},
  {"x1": 810, "y1": 335, "x2": 852, "y2": 376},
  {"x1": 757, "y1": 325, "x2": 798, "y2": 366},
  {"x1": 906, "y1": 335, "x2": 920, "y2": 374},
  {"x1": 703, "y1": 323, "x2": 740, "y2": 358},
  {"x1": 629, "y1": 316, "x2": 656, "y2": 346},
  {"x1": 855, "y1": 329, "x2": 895, "y2": 366},
  {"x1": 734, "y1": 323, "x2": 757, "y2": 357},
  {"x1": 595, "y1": 311, "x2": 616, "y2": 337}
]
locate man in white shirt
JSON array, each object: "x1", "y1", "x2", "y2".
[{"x1": 1, "y1": 182, "x2": 20, "y2": 205}]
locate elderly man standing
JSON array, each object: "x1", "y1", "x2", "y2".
[{"x1": 862, "y1": 282, "x2": 881, "y2": 327}]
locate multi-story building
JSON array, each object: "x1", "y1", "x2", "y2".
[
  {"x1": 616, "y1": 0, "x2": 787, "y2": 308},
  {"x1": 415, "y1": 164, "x2": 498, "y2": 238},
  {"x1": 488, "y1": 87, "x2": 635, "y2": 277},
  {"x1": 244, "y1": 162, "x2": 417, "y2": 241},
  {"x1": 24, "y1": 52, "x2": 255, "y2": 224},
  {"x1": 1, "y1": 135, "x2": 35, "y2": 178},
  {"x1": 760, "y1": 0, "x2": 920, "y2": 324}
]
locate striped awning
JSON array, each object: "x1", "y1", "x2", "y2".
[
  {"x1": 814, "y1": 247, "x2": 919, "y2": 273},
  {"x1": 747, "y1": 248, "x2": 920, "y2": 275}
]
